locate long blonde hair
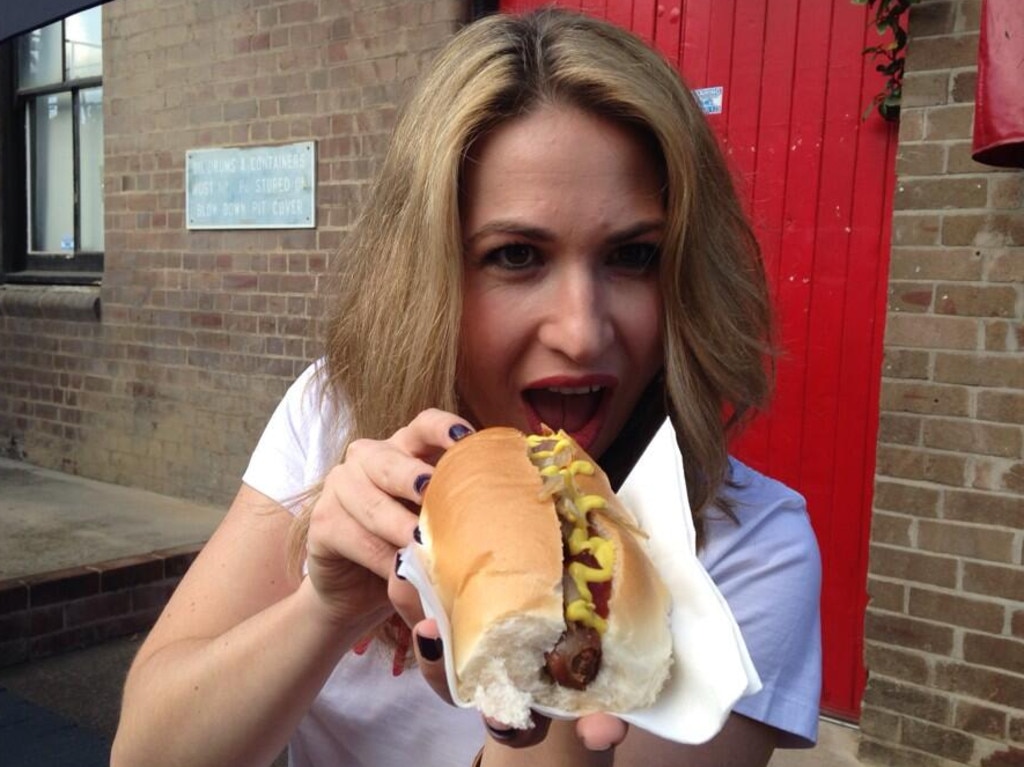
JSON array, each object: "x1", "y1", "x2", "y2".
[{"x1": 295, "y1": 9, "x2": 772, "y2": 565}]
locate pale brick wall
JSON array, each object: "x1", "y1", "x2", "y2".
[
  {"x1": 860, "y1": 1, "x2": 1024, "y2": 765},
  {"x1": 0, "y1": 0, "x2": 465, "y2": 503}
]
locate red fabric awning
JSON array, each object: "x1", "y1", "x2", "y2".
[{"x1": 972, "y1": 0, "x2": 1024, "y2": 168}]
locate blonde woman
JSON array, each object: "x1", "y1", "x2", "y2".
[{"x1": 113, "y1": 9, "x2": 820, "y2": 767}]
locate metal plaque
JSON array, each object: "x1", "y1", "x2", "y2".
[{"x1": 186, "y1": 141, "x2": 316, "y2": 229}]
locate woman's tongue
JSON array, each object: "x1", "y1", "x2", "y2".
[{"x1": 524, "y1": 389, "x2": 601, "y2": 434}]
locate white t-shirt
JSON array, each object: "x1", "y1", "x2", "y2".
[{"x1": 243, "y1": 363, "x2": 822, "y2": 766}]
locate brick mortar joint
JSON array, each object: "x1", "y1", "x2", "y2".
[
  {"x1": 1, "y1": 545, "x2": 203, "y2": 593},
  {"x1": 865, "y1": 579, "x2": 1023, "y2": 609},
  {"x1": 862, "y1": 670, "x2": 1024, "y2": 709}
]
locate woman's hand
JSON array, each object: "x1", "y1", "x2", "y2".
[
  {"x1": 405, "y1": 620, "x2": 777, "y2": 767},
  {"x1": 304, "y1": 408, "x2": 473, "y2": 630},
  {"x1": 406, "y1": 617, "x2": 629, "y2": 754}
]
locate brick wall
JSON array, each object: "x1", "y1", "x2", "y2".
[
  {"x1": 0, "y1": 0, "x2": 465, "y2": 504},
  {"x1": 861, "y1": 1, "x2": 1024, "y2": 765},
  {"x1": 0, "y1": 547, "x2": 199, "y2": 667},
  {"x1": 2, "y1": 1, "x2": 1022, "y2": 762}
]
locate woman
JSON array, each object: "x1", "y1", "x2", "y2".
[{"x1": 112, "y1": 9, "x2": 820, "y2": 767}]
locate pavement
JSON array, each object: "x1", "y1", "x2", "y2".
[
  {"x1": 0, "y1": 457, "x2": 225, "y2": 582},
  {"x1": 0, "y1": 456, "x2": 866, "y2": 765},
  {"x1": 0, "y1": 457, "x2": 225, "y2": 766}
]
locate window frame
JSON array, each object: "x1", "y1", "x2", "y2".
[{"x1": 2, "y1": 12, "x2": 104, "y2": 285}]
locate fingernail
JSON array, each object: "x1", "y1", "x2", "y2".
[
  {"x1": 415, "y1": 633, "x2": 443, "y2": 662},
  {"x1": 414, "y1": 473, "x2": 431, "y2": 495},
  {"x1": 448, "y1": 423, "x2": 473, "y2": 441},
  {"x1": 394, "y1": 551, "x2": 406, "y2": 580},
  {"x1": 413, "y1": 526, "x2": 422, "y2": 544},
  {"x1": 485, "y1": 722, "x2": 519, "y2": 741}
]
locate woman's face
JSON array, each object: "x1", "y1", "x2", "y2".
[{"x1": 457, "y1": 104, "x2": 665, "y2": 458}]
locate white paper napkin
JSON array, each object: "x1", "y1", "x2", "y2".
[{"x1": 398, "y1": 418, "x2": 761, "y2": 744}]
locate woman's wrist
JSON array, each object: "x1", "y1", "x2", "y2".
[{"x1": 294, "y1": 576, "x2": 383, "y2": 642}]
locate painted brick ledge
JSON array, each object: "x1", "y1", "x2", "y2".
[{"x1": 0, "y1": 544, "x2": 201, "y2": 668}]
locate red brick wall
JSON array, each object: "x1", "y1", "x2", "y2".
[
  {"x1": 0, "y1": 547, "x2": 199, "y2": 667},
  {"x1": 861, "y1": 1, "x2": 1024, "y2": 765},
  {"x1": 0, "y1": 0, "x2": 465, "y2": 503}
]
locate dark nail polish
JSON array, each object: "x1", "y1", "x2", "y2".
[
  {"x1": 416, "y1": 633, "x2": 443, "y2": 662},
  {"x1": 449, "y1": 423, "x2": 473, "y2": 441},
  {"x1": 485, "y1": 722, "x2": 519, "y2": 741},
  {"x1": 414, "y1": 473, "x2": 431, "y2": 495},
  {"x1": 394, "y1": 551, "x2": 406, "y2": 580},
  {"x1": 413, "y1": 526, "x2": 422, "y2": 544}
]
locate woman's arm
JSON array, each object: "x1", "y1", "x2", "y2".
[
  {"x1": 113, "y1": 409, "x2": 471, "y2": 767},
  {"x1": 111, "y1": 484, "x2": 392, "y2": 767}
]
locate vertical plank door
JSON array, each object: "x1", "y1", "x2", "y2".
[{"x1": 497, "y1": 0, "x2": 899, "y2": 721}]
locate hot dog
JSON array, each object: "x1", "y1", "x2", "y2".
[{"x1": 417, "y1": 427, "x2": 673, "y2": 728}]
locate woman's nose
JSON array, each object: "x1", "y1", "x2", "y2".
[{"x1": 538, "y1": 266, "x2": 612, "y2": 363}]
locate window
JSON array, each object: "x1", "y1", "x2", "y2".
[{"x1": 7, "y1": 6, "x2": 104, "y2": 280}]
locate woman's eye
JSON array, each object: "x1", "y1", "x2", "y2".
[
  {"x1": 610, "y1": 243, "x2": 659, "y2": 273},
  {"x1": 483, "y1": 243, "x2": 539, "y2": 270}
]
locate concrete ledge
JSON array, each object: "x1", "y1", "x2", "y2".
[{"x1": 0, "y1": 284, "x2": 101, "y2": 322}]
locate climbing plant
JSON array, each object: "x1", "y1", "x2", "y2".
[{"x1": 854, "y1": 0, "x2": 923, "y2": 120}]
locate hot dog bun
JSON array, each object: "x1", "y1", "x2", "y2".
[{"x1": 418, "y1": 427, "x2": 673, "y2": 728}]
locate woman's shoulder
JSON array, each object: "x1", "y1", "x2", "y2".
[
  {"x1": 243, "y1": 359, "x2": 350, "y2": 506},
  {"x1": 705, "y1": 458, "x2": 822, "y2": 747},
  {"x1": 276, "y1": 359, "x2": 349, "y2": 432},
  {"x1": 701, "y1": 457, "x2": 820, "y2": 577},
  {"x1": 723, "y1": 457, "x2": 808, "y2": 514}
]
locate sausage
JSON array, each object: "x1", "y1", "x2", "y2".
[
  {"x1": 544, "y1": 624, "x2": 603, "y2": 689},
  {"x1": 543, "y1": 525, "x2": 609, "y2": 690}
]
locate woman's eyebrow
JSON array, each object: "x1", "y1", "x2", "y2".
[
  {"x1": 464, "y1": 221, "x2": 554, "y2": 245},
  {"x1": 605, "y1": 220, "x2": 665, "y2": 245},
  {"x1": 466, "y1": 219, "x2": 664, "y2": 247}
]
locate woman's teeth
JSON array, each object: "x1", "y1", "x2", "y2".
[{"x1": 547, "y1": 385, "x2": 603, "y2": 395}]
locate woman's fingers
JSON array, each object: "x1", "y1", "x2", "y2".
[
  {"x1": 389, "y1": 557, "x2": 425, "y2": 627},
  {"x1": 387, "y1": 408, "x2": 475, "y2": 464},
  {"x1": 408, "y1": 617, "x2": 621, "y2": 755},
  {"x1": 483, "y1": 715, "x2": 552, "y2": 749},
  {"x1": 315, "y1": 461, "x2": 420, "y2": 575},
  {"x1": 311, "y1": 411, "x2": 474, "y2": 579},
  {"x1": 303, "y1": 410, "x2": 475, "y2": 643},
  {"x1": 576, "y1": 713, "x2": 629, "y2": 751},
  {"x1": 411, "y1": 617, "x2": 553, "y2": 746},
  {"x1": 409, "y1": 619, "x2": 452, "y2": 705}
]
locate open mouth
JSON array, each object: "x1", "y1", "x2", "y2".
[{"x1": 522, "y1": 385, "x2": 608, "y2": 448}]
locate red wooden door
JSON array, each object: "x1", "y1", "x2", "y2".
[{"x1": 498, "y1": 0, "x2": 898, "y2": 721}]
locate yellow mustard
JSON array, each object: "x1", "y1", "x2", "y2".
[{"x1": 527, "y1": 430, "x2": 615, "y2": 635}]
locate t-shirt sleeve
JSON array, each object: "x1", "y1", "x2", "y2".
[
  {"x1": 242, "y1": 361, "x2": 343, "y2": 513},
  {"x1": 700, "y1": 461, "x2": 823, "y2": 748}
]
